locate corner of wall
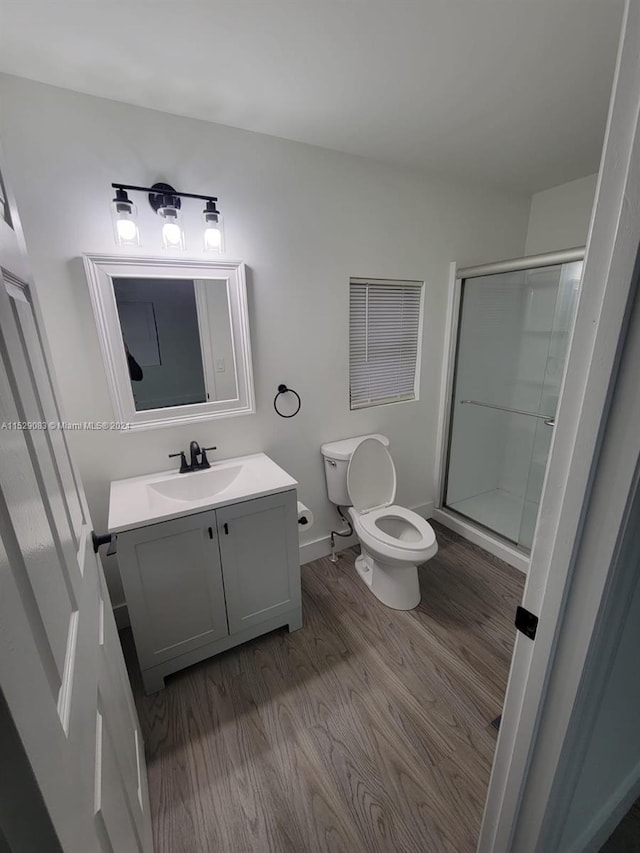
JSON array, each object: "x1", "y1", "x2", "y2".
[{"x1": 525, "y1": 174, "x2": 598, "y2": 256}]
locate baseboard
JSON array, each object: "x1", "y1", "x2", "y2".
[
  {"x1": 413, "y1": 501, "x2": 434, "y2": 520},
  {"x1": 113, "y1": 602, "x2": 130, "y2": 630},
  {"x1": 300, "y1": 501, "x2": 434, "y2": 566},
  {"x1": 567, "y1": 762, "x2": 640, "y2": 853}
]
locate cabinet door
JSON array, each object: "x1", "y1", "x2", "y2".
[
  {"x1": 118, "y1": 511, "x2": 228, "y2": 669},
  {"x1": 217, "y1": 490, "x2": 301, "y2": 634}
]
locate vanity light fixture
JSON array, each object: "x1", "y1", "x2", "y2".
[
  {"x1": 111, "y1": 188, "x2": 140, "y2": 247},
  {"x1": 110, "y1": 181, "x2": 223, "y2": 252}
]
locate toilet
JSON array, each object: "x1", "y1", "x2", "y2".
[{"x1": 320, "y1": 434, "x2": 438, "y2": 610}]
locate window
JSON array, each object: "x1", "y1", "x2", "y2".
[{"x1": 349, "y1": 278, "x2": 424, "y2": 409}]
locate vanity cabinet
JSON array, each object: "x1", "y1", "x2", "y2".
[{"x1": 117, "y1": 490, "x2": 301, "y2": 693}]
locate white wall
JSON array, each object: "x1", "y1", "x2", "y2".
[
  {"x1": 525, "y1": 173, "x2": 597, "y2": 256},
  {"x1": 0, "y1": 74, "x2": 530, "y2": 606}
]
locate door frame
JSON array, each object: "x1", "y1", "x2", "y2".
[{"x1": 479, "y1": 1, "x2": 640, "y2": 849}]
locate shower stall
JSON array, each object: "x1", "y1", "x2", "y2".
[{"x1": 435, "y1": 248, "x2": 584, "y2": 568}]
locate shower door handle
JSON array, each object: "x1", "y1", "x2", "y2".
[{"x1": 543, "y1": 417, "x2": 556, "y2": 427}]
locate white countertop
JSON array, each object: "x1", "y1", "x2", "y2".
[{"x1": 108, "y1": 452, "x2": 298, "y2": 533}]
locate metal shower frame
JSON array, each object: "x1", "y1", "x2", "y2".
[{"x1": 432, "y1": 246, "x2": 586, "y2": 572}]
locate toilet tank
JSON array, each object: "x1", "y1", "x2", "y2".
[{"x1": 320, "y1": 434, "x2": 389, "y2": 506}]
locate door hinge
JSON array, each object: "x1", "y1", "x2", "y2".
[{"x1": 515, "y1": 605, "x2": 538, "y2": 640}]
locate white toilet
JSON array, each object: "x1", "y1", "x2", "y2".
[{"x1": 320, "y1": 434, "x2": 438, "y2": 610}]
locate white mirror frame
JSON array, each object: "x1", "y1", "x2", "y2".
[{"x1": 83, "y1": 254, "x2": 255, "y2": 431}]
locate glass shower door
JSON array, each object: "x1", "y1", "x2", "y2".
[
  {"x1": 444, "y1": 260, "x2": 582, "y2": 553},
  {"x1": 517, "y1": 261, "x2": 582, "y2": 550}
]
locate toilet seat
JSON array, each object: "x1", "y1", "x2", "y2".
[
  {"x1": 347, "y1": 438, "x2": 437, "y2": 560},
  {"x1": 349, "y1": 506, "x2": 438, "y2": 565},
  {"x1": 358, "y1": 505, "x2": 436, "y2": 551}
]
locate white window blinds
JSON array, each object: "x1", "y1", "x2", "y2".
[{"x1": 349, "y1": 278, "x2": 423, "y2": 409}]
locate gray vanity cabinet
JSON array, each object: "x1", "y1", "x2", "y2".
[
  {"x1": 117, "y1": 510, "x2": 229, "y2": 668},
  {"x1": 216, "y1": 491, "x2": 302, "y2": 633},
  {"x1": 117, "y1": 489, "x2": 301, "y2": 693}
]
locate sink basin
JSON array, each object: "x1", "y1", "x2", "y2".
[
  {"x1": 148, "y1": 465, "x2": 243, "y2": 503},
  {"x1": 108, "y1": 452, "x2": 298, "y2": 533}
]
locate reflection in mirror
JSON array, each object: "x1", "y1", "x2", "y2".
[{"x1": 112, "y1": 277, "x2": 237, "y2": 411}]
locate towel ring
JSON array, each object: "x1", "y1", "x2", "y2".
[{"x1": 273, "y1": 384, "x2": 301, "y2": 418}]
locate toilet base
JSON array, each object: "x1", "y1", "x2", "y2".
[{"x1": 355, "y1": 549, "x2": 421, "y2": 610}]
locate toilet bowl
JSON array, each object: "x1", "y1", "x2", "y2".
[{"x1": 321, "y1": 435, "x2": 438, "y2": 610}]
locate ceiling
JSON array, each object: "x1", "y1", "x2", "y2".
[{"x1": 0, "y1": 0, "x2": 625, "y2": 194}]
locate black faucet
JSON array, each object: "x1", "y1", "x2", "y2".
[
  {"x1": 169, "y1": 441, "x2": 217, "y2": 473},
  {"x1": 189, "y1": 441, "x2": 202, "y2": 470}
]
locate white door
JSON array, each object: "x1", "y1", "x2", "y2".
[
  {"x1": 479, "y1": 4, "x2": 640, "y2": 851},
  {"x1": 0, "y1": 155, "x2": 153, "y2": 850}
]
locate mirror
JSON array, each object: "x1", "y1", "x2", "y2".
[
  {"x1": 83, "y1": 256, "x2": 254, "y2": 430},
  {"x1": 113, "y1": 277, "x2": 237, "y2": 410}
]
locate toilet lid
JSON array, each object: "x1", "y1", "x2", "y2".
[{"x1": 347, "y1": 437, "x2": 396, "y2": 512}]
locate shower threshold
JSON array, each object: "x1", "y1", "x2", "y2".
[
  {"x1": 433, "y1": 498, "x2": 530, "y2": 574},
  {"x1": 448, "y1": 488, "x2": 525, "y2": 544}
]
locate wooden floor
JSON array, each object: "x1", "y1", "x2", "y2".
[
  {"x1": 601, "y1": 797, "x2": 640, "y2": 852},
  {"x1": 123, "y1": 521, "x2": 525, "y2": 853}
]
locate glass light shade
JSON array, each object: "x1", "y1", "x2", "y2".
[
  {"x1": 203, "y1": 201, "x2": 224, "y2": 253},
  {"x1": 204, "y1": 220, "x2": 223, "y2": 252},
  {"x1": 160, "y1": 208, "x2": 185, "y2": 251},
  {"x1": 111, "y1": 197, "x2": 140, "y2": 247}
]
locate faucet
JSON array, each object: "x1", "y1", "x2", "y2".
[
  {"x1": 189, "y1": 441, "x2": 202, "y2": 470},
  {"x1": 169, "y1": 441, "x2": 217, "y2": 473}
]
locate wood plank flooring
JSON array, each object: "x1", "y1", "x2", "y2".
[{"x1": 122, "y1": 521, "x2": 525, "y2": 853}]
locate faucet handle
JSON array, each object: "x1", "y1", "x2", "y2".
[
  {"x1": 200, "y1": 446, "x2": 216, "y2": 469},
  {"x1": 169, "y1": 451, "x2": 190, "y2": 473}
]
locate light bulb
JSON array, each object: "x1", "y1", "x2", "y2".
[
  {"x1": 202, "y1": 200, "x2": 224, "y2": 252},
  {"x1": 111, "y1": 188, "x2": 140, "y2": 246},
  {"x1": 117, "y1": 218, "x2": 138, "y2": 242},
  {"x1": 204, "y1": 225, "x2": 222, "y2": 251},
  {"x1": 162, "y1": 221, "x2": 183, "y2": 247}
]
